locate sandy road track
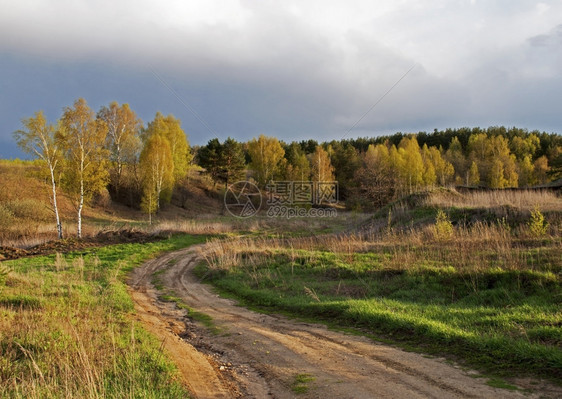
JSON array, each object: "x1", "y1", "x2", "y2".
[{"x1": 128, "y1": 246, "x2": 560, "y2": 399}]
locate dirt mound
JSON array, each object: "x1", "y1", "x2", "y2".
[
  {"x1": 0, "y1": 229, "x2": 164, "y2": 261},
  {"x1": 93, "y1": 228, "x2": 155, "y2": 244},
  {"x1": 0, "y1": 246, "x2": 29, "y2": 261}
]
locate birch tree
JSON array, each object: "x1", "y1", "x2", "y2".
[
  {"x1": 397, "y1": 137, "x2": 424, "y2": 194},
  {"x1": 58, "y1": 98, "x2": 108, "y2": 238},
  {"x1": 354, "y1": 144, "x2": 396, "y2": 207},
  {"x1": 468, "y1": 161, "x2": 480, "y2": 186},
  {"x1": 145, "y1": 112, "x2": 191, "y2": 184},
  {"x1": 247, "y1": 134, "x2": 285, "y2": 186},
  {"x1": 309, "y1": 145, "x2": 335, "y2": 182},
  {"x1": 13, "y1": 111, "x2": 64, "y2": 239},
  {"x1": 97, "y1": 102, "x2": 142, "y2": 195},
  {"x1": 139, "y1": 134, "x2": 173, "y2": 224}
]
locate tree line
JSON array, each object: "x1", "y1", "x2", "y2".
[
  {"x1": 15, "y1": 98, "x2": 562, "y2": 237},
  {"x1": 14, "y1": 98, "x2": 192, "y2": 237},
  {"x1": 198, "y1": 129, "x2": 561, "y2": 209}
]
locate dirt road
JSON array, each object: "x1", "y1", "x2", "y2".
[{"x1": 128, "y1": 246, "x2": 559, "y2": 399}]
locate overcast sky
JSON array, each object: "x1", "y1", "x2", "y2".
[{"x1": 1, "y1": 0, "x2": 561, "y2": 158}]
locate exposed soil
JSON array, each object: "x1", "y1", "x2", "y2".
[
  {"x1": 128, "y1": 245, "x2": 562, "y2": 399},
  {"x1": 0, "y1": 229, "x2": 167, "y2": 261}
]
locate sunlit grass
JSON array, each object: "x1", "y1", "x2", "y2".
[
  {"x1": 0, "y1": 234, "x2": 206, "y2": 398},
  {"x1": 200, "y1": 217, "x2": 562, "y2": 381}
]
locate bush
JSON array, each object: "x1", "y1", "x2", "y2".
[
  {"x1": 433, "y1": 209, "x2": 454, "y2": 240},
  {"x1": 0, "y1": 204, "x2": 15, "y2": 230},
  {"x1": 528, "y1": 206, "x2": 549, "y2": 237},
  {"x1": 93, "y1": 188, "x2": 112, "y2": 209},
  {"x1": 6, "y1": 199, "x2": 51, "y2": 222}
]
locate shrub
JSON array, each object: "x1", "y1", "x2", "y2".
[
  {"x1": 528, "y1": 206, "x2": 549, "y2": 237},
  {"x1": 6, "y1": 199, "x2": 51, "y2": 222},
  {"x1": 433, "y1": 209, "x2": 454, "y2": 240},
  {"x1": 93, "y1": 188, "x2": 112, "y2": 209},
  {"x1": 0, "y1": 204, "x2": 15, "y2": 230}
]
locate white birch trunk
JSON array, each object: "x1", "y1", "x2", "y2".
[
  {"x1": 78, "y1": 176, "x2": 83, "y2": 238},
  {"x1": 49, "y1": 164, "x2": 63, "y2": 239},
  {"x1": 77, "y1": 147, "x2": 85, "y2": 239}
]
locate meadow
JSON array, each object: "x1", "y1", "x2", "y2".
[
  {"x1": 199, "y1": 190, "x2": 562, "y2": 382},
  {"x1": 1, "y1": 156, "x2": 561, "y2": 392}
]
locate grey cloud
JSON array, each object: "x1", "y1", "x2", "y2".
[
  {"x1": 1, "y1": 1, "x2": 561, "y2": 159},
  {"x1": 528, "y1": 24, "x2": 562, "y2": 47}
]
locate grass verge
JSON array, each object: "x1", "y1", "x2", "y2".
[{"x1": 0, "y1": 234, "x2": 206, "y2": 398}]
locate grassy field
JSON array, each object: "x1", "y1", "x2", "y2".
[
  {"x1": 0, "y1": 234, "x2": 207, "y2": 398},
  {"x1": 199, "y1": 196, "x2": 562, "y2": 382},
  {"x1": 2, "y1": 159, "x2": 561, "y2": 391}
]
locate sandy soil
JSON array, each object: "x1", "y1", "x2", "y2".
[{"x1": 128, "y1": 246, "x2": 561, "y2": 399}]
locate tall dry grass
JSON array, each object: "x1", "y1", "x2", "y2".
[
  {"x1": 426, "y1": 189, "x2": 562, "y2": 211},
  {"x1": 200, "y1": 215, "x2": 561, "y2": 275},
  {"x1": 150, "y1": 218, "x2": 263, "y2": 235}
]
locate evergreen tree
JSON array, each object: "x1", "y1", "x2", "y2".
[
  {"x1": 284, "y1": 143, "x2": 311, "y2": 181},
  {"x1": 219, "y1": 138, "x2": 246, "y2": 188},
  {"x1": 330, "y1": 142, "x2": 360, "y2": 199},
  {"x1": 198, "y1": 138, "x2": 222, "y2": 185}
]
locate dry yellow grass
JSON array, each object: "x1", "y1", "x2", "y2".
[
  {"x1": 200, "y1": 214, "x2": 561, "y2": 274},
  {"x1": 426, "y1": 189, "x2": 562, "y2": 211}
]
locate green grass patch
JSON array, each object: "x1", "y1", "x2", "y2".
[
  {"x1": 292, "y1": 373, "x2": 315, "y2": 394},
  {"x1": 486, "y1": 377, "x2": 520, "y2": 390},
  {"x1": 0, "y1": 233, "x2": 207, "y2": 398},
  {"x1": 159, "y1": 292, "x2": 221, "y2": 335},
  {"x1": 0, "y1": 294, "x2": 43, "y2": 309},
  {"x1": 156, "y1": 287, "x2": 221, "y2": 335}
]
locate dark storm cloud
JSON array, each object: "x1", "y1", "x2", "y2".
[{"x1": 1, "y1": 1, "x2": 561, "y2": 158}]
